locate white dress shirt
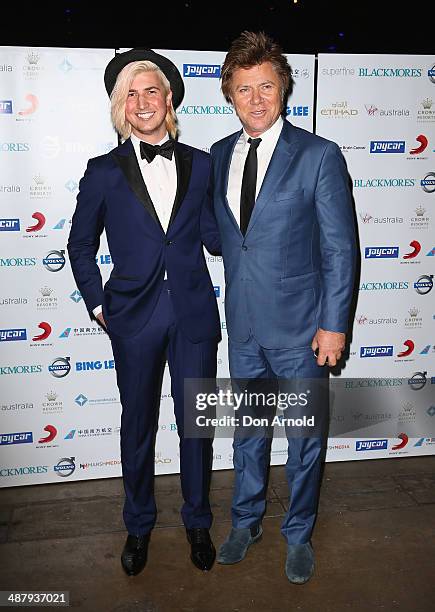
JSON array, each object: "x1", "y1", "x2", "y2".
[
  {"x1": 227, "y1": 117, "x2": 283, "y2": 228},
  {"x1": 93, "y1": 132, "x2": 177, "y2": 318}
]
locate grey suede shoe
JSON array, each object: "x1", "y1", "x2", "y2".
[
  {"x1": 285, "y1": 542, "x2": 314, "y2": 584},
  {"x1": 217, "y1": 525, "x2": 263, "y2": 564}
]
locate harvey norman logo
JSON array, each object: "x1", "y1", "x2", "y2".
[{"x1": 183, "y1": 64, "x2": 220, "y2": 78}]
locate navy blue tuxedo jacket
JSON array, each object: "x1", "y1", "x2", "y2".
[{"x1": 68, "y1": 138, "x2": 221, "y2": 341}]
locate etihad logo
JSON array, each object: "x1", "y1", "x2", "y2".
[
  {"x1": 183, "y1": 64, "x2": 220, "y2": 78},
  {"x1": 320, "y1": 101, "x2": 358, "y2": 117},
  {"x1": 359, "y1": 67, "x2": 422, "y2": 77}
]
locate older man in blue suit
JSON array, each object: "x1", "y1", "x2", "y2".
[
  {"x1": 210, "y1": 32, "x2": 356, "y2": 583},
  {"x1": 68, "y1": 49, "x2": 220, "y2": 576}
]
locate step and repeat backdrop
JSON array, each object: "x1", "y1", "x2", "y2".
[{"x1": 0, "y1": 47, "x2": 433, "y2": 487}]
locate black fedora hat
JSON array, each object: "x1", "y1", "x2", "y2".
[{"x1": 104, "y1": 48, "x2": 185, "y2": 109}]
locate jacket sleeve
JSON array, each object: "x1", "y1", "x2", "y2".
[
  {"x1": 200, "y1": 155, "x2": 222, "y2": 256},
  {"x1": 314, "y1": 142, "x2": 357, "y2": 333},
  {"x1": 67, "y1": 158, "x2": 105, "y2": 315}
]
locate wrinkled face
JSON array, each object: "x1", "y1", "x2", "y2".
[
  {"x1": 230, "y1": 62, "x2": 283, "y2": 137},
  {"x1": 125, "y1": 70, "x2": 172, "y2": 143}
]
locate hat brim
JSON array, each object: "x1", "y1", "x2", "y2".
[{"x1": 104, "y1": 48, "x2": 184, "y2": 109}]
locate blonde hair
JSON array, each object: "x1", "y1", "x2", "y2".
[{"x1": 110, "y1": 60, "x2": 178, "y2": 140}]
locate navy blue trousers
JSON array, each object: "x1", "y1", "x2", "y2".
[{"x1": 109, "y1": 283, "x2": 218, "y2": 535}]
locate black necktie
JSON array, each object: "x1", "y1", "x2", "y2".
[
  {"x1": 240, "y1": 137, "x2": 262, "y2": 235},
  {"x1": 140, "y1": 139, "x2": 174, "y2": 163}
]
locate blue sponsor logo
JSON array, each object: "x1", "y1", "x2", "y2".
[
  {"x1": 75, "y1": 394, "x2": 88, "y2": 406},
  {"x1": 426, "y1": 247, "x2": 435, "y2": 257},
  {"x1": 59, "y1": 328, "x2": 71, "y2": 338},
  {"x1": 214, "y1": 285, "x2": 220, "y2": 297},
  {"x1": 0, "y1": 328, "x2": 27, "y2": 342},
  {"x1": 75, "y1": 360, "x2": 115, "y2": 371},
  {"x1": 370, "y1": 141, "x2": 405, "y2": 153},
  {"x1": 0, "y1": 218, "x2": 20, "y2": 231},
  {"x1": 64, "y1": 429, "x2": 76, "y2": 439},
  {"x1": 365, "y1": 246, "x2": 399, "y2": 259},
  {"x1": 96, "y1": 254, "x2": 112, "y2": 265},
  {"x1": 360, "y1": 345, "x2": 394, "y2": 358},
  {"x1": 286, "y1": 105, "x2": 309, "y2": 117},
  {"x1": 356, "y1": 439, "x2": 388, "y2": 451},
  {"x1": 0, "y1": 432, "x2": 33, "y2": 445},
  {"x1": 70, "y1": 290, "x2": 82, "y2": 303},
  {"x1": 53, "y1": 219, "x2": 66, "y2": 229},
  {"x1": 0, "y1": 100, "x2": 13, "y2": 114},
  {"x1": 183, "y1": 64, "x2": 220, "y2": 78}
]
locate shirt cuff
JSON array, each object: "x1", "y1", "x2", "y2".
[{"x1": 92, "y1": 305, "x2": 102, "y2": 317}]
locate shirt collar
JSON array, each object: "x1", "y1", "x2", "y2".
[{"x1": 242, "y1": 116, "x2": 284, "y2": 147}]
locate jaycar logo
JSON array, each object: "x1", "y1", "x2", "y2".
[
  {"x1": 370, "y1": 141, "x2": 405, "y2": 153},
  {"x1": 356, "y1": 439, "x2": 388, "y2": 451},
  {"x1": 183, "y1": 64, "x2": 220, "y2": 78},
  {"x1": 360, "y1": 345, "x2": 393, "y2": 358},
  {"x1": 365, "y1": 247, "x2": 398, "y2": 259}
]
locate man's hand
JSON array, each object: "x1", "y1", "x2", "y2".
[
  {"x1": 311, "y1": 328, "x2": 345, "y2": 367},
  {"x1": 96, "y1": 312, "x2": 107, "y2": 329}
]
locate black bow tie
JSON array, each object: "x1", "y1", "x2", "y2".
[{"x1": 140, "y1": 139, "x2": 175, "y2": 163}]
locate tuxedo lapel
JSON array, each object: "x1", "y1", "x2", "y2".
[
  {"x1": 168, "y1": 142, "x2": 192, "y2": 229},
  {"x1": 111, "y1": 139, "x2": 164, "y2": 233},
  {"x1": 221, "y1": 131, "x2": 242, "y2": 234}
]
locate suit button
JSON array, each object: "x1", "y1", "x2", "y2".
[
  {"x1": 242, "y1": 245, "x2": 248, "y2": 251},
  {"x1": 166, "y1": 240, "x2": 172, "y2": 246}
]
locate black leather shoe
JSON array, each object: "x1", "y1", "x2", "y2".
[
  {"x1": 121, "y1": 534, "x2": 150, "y2": 576},
  {"x1": 186, "y1": 528, "x2": 216, "y2": 571}
]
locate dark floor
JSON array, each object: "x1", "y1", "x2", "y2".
[{"x1": 1, "y1": 457, "x2": 434, "y2": 612}]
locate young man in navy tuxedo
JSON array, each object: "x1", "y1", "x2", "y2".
[{"x1": 68, "y1": 48, "x2": 221, "y2": 575}]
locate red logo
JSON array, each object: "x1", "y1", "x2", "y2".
[
  {"x1": 26, "y1": 211, "x2": 46, "y2": 232},
  {"x1": 38, "y1": 425, "x2": 57, "y2": 444},
  {"x1": 403, "y1": 240, "x2": 421, "y2": 259},
  {"x1": 409, "y1": 134, "x2": 428, "y2": 155},
  {"x1": 397, "y1": 339, "x2": 414, "y2": 357},
  {"x1": 32, "y1": 322, "x2": 52, "y2": 341},
  {"x1": 392, "y1": 433, "x2": 408, "y2": 450},
  {"x1": 18, "y1": 93, "x2": 39, "y2": 116}
]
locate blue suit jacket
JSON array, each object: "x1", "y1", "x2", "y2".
[
  {"x1": 210, "y1": 121, "x2": 356, "y2": 349},
  {"x1": 68, "y1": 138, "x2": 221, "y2": 341}
]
